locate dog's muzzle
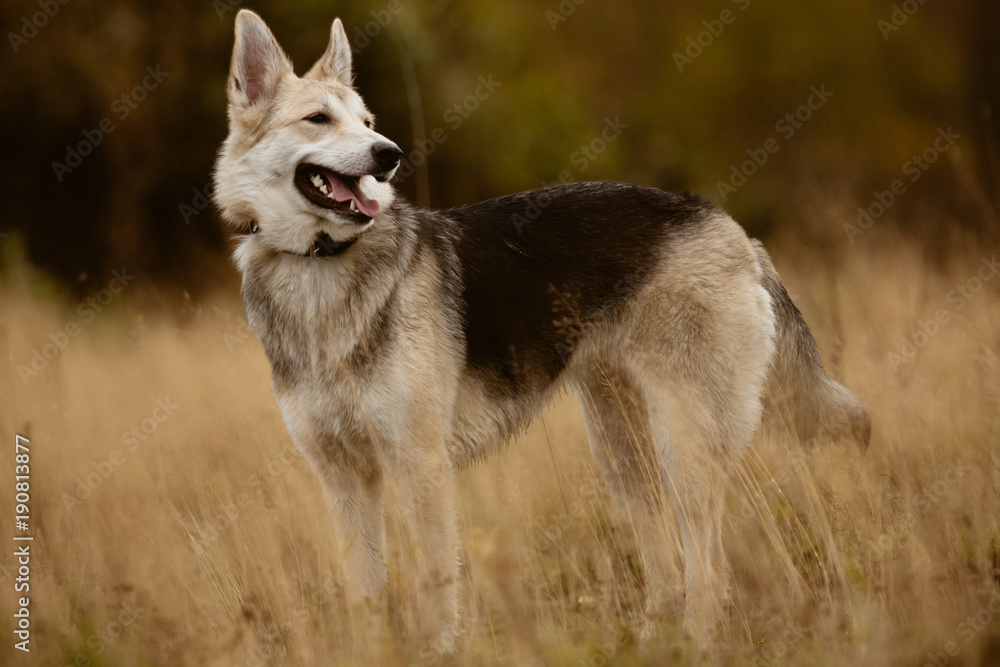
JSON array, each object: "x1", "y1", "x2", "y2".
[{"x1": 371, "y1": 141, "x2": 403, "y2": 182}]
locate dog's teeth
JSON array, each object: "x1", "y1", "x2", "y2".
[
  {"x1": 310, "y1": 173, "x2": 332, "y2": 195},
  {"x1": 349, "y1": 200, "x2": 358, "y2": 213}
]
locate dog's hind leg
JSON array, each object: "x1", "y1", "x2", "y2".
[
  {"x1": 575, "y1": 362, "x2": 680, "y2": 633},
  {"x1": 630, "y1": 286, "x2": 775, "y2": 639},
  {"x1": 615, "y1": 216, "x2": 777, "y2": 640},
  {"x1": 642, "y1": 393, "x2": 733, "y2": 641}
]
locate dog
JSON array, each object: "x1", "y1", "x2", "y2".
[{"x1": 213, "y1": 10, "x2": 870, "y2": 650}]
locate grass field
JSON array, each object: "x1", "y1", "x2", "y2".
[{"x1": 1, "y1": 228, "x2": 998, "y2": 666}]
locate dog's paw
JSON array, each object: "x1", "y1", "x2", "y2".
[
  {"x1": 420, "y1": 625, "x2": 461, "y2": 660},
  {"x1": 438, "y1": 629, "x2": 460, "y2": 656}
]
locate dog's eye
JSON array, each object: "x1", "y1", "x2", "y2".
[
  {"x1": 364, "y1": 119, "x2": 373, "y2": 129},
  {"x1": 305, "y1": 113, "x2": 328, "y2": 124}
]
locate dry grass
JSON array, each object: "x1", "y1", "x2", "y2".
[{"x1": 1, "y1": 230, "x2": 998, "y2": 666}]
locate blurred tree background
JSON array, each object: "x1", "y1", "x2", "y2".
[{"x1": 0, "y1": 0, "x2": 997, "y2": 297}]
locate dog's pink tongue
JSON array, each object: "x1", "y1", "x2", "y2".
[
  {"x1": 348, "y1": 181, "x2": 381, "y2": 217},
  {"x1": 329, "y1": 175, "x2": 381, "y2": 218}
]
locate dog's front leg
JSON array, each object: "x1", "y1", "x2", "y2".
[
  {"x1": 390, "y1": 430, "x2": 460, "y2": 654},
  {"x1": 318, "y1": 466, "x2": 388, "y2": 613},
  {"x1": 277, "y1": 396, "x2": 389, "y2": 612}
]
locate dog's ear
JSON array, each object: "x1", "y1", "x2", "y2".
[
  {"x1": 229, "y1": 10, "x2": 292, "y2": 109},
  {"x1": 305, "y1": 18, "x2": 353, "y2": 86}
]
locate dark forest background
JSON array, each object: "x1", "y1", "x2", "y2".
[{"x1": 1, "y1": 0, "x2": 998, "y2": 298}]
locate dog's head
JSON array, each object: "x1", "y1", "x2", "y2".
[{"x1": 214, "y1": 11, "x2": 402, "y2": 252}]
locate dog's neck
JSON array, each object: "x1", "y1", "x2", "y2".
[
  {"x1": 294, "y1": 231, "x2": 357, "y2": 259},
  {"x1": 246, "y1": 221, "x2": 357, "y2": 259}
]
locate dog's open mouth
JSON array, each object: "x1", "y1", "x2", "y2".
[{"x1": 294, "y1": 163, "x2": 380, "y2": 223}]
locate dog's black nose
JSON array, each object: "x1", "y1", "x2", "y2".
[{"x1": 372, "y1": 141, "x2": 403, "y2": 172}]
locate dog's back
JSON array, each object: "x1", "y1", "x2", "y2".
[{"x1": 443, "y1": 182, "x2": 710, "y2": 394}]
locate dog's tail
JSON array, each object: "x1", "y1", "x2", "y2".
[{"x1": 753, "y1": 242, "x2": 871, "y2": 450}]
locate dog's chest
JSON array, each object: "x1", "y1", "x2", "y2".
[
  {"x1": 243, "y1": 281, "x2": 391, "y2": 447},
  {"x1": 241, "y1": 264, "x2": 362, "y2": 385}
]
